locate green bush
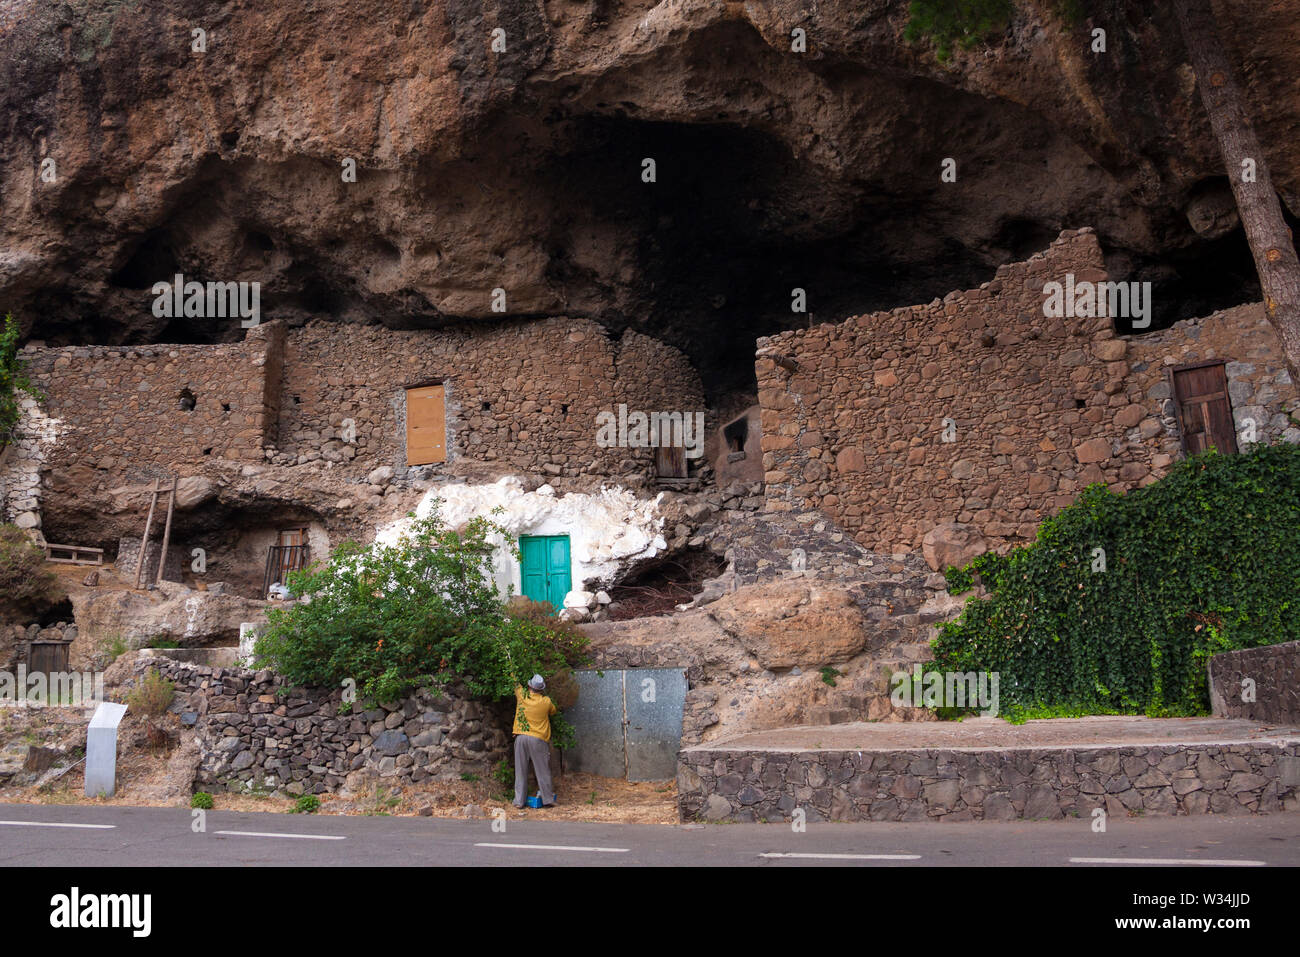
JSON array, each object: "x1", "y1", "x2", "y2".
[
  {"x1": 1, "y1": 312, "x2": 42, "y2": 450},
  {"x1": 932, "y1": 443, "x2": 1300, "y2": 720},
  {"x1": 126, "y1": 668, "x2": 176, "y2": 717},
  {"x1": 0, "y1": 523, "x2": 60, "y2": 610},
  {"x1": 190, "y1": 792, "x2": 214, "y2": 810},
  {"x1": 253, "y1": 506, "x2": 590, "y2": 707},
  {"x1": 292, "y1": 794, "x2": 320, "y2": 814}
]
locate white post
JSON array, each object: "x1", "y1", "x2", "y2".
[{"x1": 84, "y1": 701, "x2": 129, "y2": 797}]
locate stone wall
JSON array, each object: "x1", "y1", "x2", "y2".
[
  {"x1": 678, "y1": 741, "x2": 1300, "y2": 822},
  {"x1": 1209, "y1": 641, "x2": 1300, "y2": 726},
  {"x1": 272, "y1": 317, "x2": 705, "y2": 483},
  {"x1": 137, "y1": 657, "x2": 507, "y2": 796},
  {"x1": 757, "y1": 228, "x2": 1298, "y2": 556},
  {"x1": 19, "y1": 323, "x2": 284, "y2": 475}
]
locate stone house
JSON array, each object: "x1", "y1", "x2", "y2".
[{"x1": 755, "y1": 228, "x2": 1298, "y2": 564}]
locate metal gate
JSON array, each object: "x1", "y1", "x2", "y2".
[{"x1": 565, "y1": 668, "x2": 686, "y2": 781}]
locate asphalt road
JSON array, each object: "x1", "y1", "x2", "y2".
[{"x1": 1, "y1": 803, "x2": 1297, "y2": 866}]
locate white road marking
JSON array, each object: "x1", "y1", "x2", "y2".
[
  {"x1": 1069, "y1": 857, "x2": 1266, "y2": 867},
  {"x1": 0, "y1": 820, "x2": 115, "y2": 830},
  {"x1": 760, "y1": 852, "x2": 921, "y2": 861},
  {"x1": 475, "y1": 842, "x2": 629, "y2": 853},
  {"x1": 215, "y1": 830, "x2": 346, "y2": 841}
]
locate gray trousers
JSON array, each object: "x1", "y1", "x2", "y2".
[{"x1": 513, "y1": 734, "x2": 555, "y2": 806}]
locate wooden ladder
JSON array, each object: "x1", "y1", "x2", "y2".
[{"x1": 133, "y1": 474, "x2": 178, "y2": 588}]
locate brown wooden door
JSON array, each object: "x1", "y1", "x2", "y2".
[
  {"x1": 1172, "y1": 362, "x2": 1239, "y2": 455},
  {"x1": 29, "y1": 642, "x2": 69, "y2": 676},
  {"x1": 406, "y1": 385, "x2": 446, "y2": 465},
  {"x1": 655, "y1": 445, "x2": 687, "y2": 479},
  {"x1": 277, "y1": 528, "x2": 306, "y2": 583}
]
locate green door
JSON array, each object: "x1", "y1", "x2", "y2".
[{"x1": 519, "y1": 535, "x2": 571, "y2": 611}]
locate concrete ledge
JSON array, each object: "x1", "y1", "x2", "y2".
[
  {"x1": 677, "y1": 718, "x2": 1300, "y2": 823},
  {"x1": 138, "y1": 647, "x2": 240, "y2": 668}
]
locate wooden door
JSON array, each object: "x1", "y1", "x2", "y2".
[
  {"x1": 277, "y1": 528, "x2": 307, "y2": 584},
  {"x1": 405, "y1": 385, "x2": 446, "y2": 465},
  {"x1": 1171, "y1": 362, "x2": 1239, "y2": 456}
]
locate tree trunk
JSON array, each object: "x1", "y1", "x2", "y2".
[{"x1": 1174, "y1": 0, "x2": 1300, "y2": 383}]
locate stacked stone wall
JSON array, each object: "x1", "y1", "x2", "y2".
[
  {"x1": 1209, "y1": 641, "x2": 1300, "y2": 726},
  {"x1": 757, "y1": 228, "x2": 1298, "y2": 555},
  {"x1": 138, "y1": 658, "x2": 508, "y2": 796},
  {"x1": 679, "y1": 741, "x2": 1300, "y2": 822}
]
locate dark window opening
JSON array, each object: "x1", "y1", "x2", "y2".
[
  {"x1": 1074, "y1": 398, "x2": 1087, "y2": 409},
  {"x1": 481, "y1": 401, "x2": 491, "y2": 411},
  {"x1": 179, "y1": 388, "x2": 197, "y2": 412},
  {"x1": 561, "y1": 404, "x2": 570, "y2": 415},
  {"x1": 292, "y1": 395, "x2": 301, "y2": 405},
  {"x1": 221, "y1": 401, "x2": 231, "y2": 412},
  {"x1": 724, "y1": 416, "x2": 748, "y2": 455},
  {"x1": 202, "y1": 447, "x2": 213, "y2": 455}
]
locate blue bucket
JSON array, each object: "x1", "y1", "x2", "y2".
[{"x1": 526, "y1": 796, "x2": 543, "y2": 809}]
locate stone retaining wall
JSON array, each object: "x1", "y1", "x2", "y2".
[
  {"x1": 677, "y1": 742, "x2": 1300, "y2": 822},
  {"x1": 136, "y1": 658, "x2": 508, "y2": 796},
  {"x1": 1209, "y1": 641, "x2": 1300, "y2": 726}
]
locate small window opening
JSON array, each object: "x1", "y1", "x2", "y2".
[
  {"x1": 561, "y1": 403, "x2": 569, "y2": 415},
  {"x1": 481, "y1": 401, "x2": 491, "y2": 411},
  {"x1": 292, "y1": 395, "x2": 301, "y2": 405},
  {"x1": 221, "y1": 401, "x2": 231, "y2": 412},
  {"x1": 202, "y1": 447, "x2": 213, "y2": 456},
  {"x1": 724, "y1": 416, "x2": 748, "y2": 454},
  {"x1": 1074, "y1": 398, "x2": 1086, "y2": 409},
  {"x1": 178, "y1": 388, "x2": 197, "y2": 412}
]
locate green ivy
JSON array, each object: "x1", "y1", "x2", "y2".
[
  {"x1": 932, "y1": 443, "x2": 1300, "y2": 721},
  {"x1": 1, "y1": 313, "x2": 43, "y2": 449}
]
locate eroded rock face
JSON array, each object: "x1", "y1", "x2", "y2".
[
  {"x1": 708, "y1": 581, "x2": 868, "y2": 670},
  {"x1": 3, "y1": 0, "x2": 1298, "y2": 390},
  {"x1": 67, "y1": 580, "x2": 270, "y2": 663}
]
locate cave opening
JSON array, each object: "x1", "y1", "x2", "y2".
[
  {"x1": 544, "y1": 114, "x2": 998, "y2": 404},
  {"x1": 606, "y1": 547, "x2": 727, "y2": 620}
]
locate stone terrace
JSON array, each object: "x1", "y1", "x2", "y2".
[{"x1": 677, "y1": 716, "x2": 1300, "y2": 823}]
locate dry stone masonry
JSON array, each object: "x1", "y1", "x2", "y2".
[
  {"x1": 1209, "y1": 641, "x2": 1300, "y2": 726},
  {"x1": 137, "y1": 658, "x2": 506, "y2": 796},
  {"x1": 678, "y1": 738, "x2": 1300, "y2": 823},
  {"x1": 757, "y1": 229, "x2": 1298, "y2": 558}
]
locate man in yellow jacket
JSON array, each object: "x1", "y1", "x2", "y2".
[{"x1": 513, "y1": 674, "x2": 557, "y2": 809}]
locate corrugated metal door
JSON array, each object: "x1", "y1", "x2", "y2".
[{"x1": 565, "y1": 668, "x2": 686, "y2": 781}]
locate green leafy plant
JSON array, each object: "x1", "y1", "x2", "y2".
[
  {"x1": 190, "y1": 791, "x2": 214, "y2": 810},
  {"x1": 460, "y1": 772, "x2": 480, "y2": 782},
  {"x1": 0, "y1": 313, "x2": 42, "y2": 451},
  {"x1": 492, "y1": 757, "x2": 513, "y2": 794},
  {"x1": 253, "y1": 505, "x2": 589, "y2": 735},
  {"x1": 904, "y1": 0, "x2": 1015, "y2": 63},
  {"x1": 819, "y1": 666, "x2": 842, "y2": 687},
  {"x1": 292, "y1": 794, "x2": 321, "y2": 814},
  {"x1": 126, "y1": 668, "x2": 175, "y2": 717},
  {"x1": 932, "y1": 443, "x2": 1300, "y2": 720}
]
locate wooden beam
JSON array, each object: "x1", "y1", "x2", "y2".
[
  {"x1": 133, "y1": 480, "x2": 160, "y2": 589},
  {"x1": 155, "y1": 474, "x2": 178, "y2": 585}
]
